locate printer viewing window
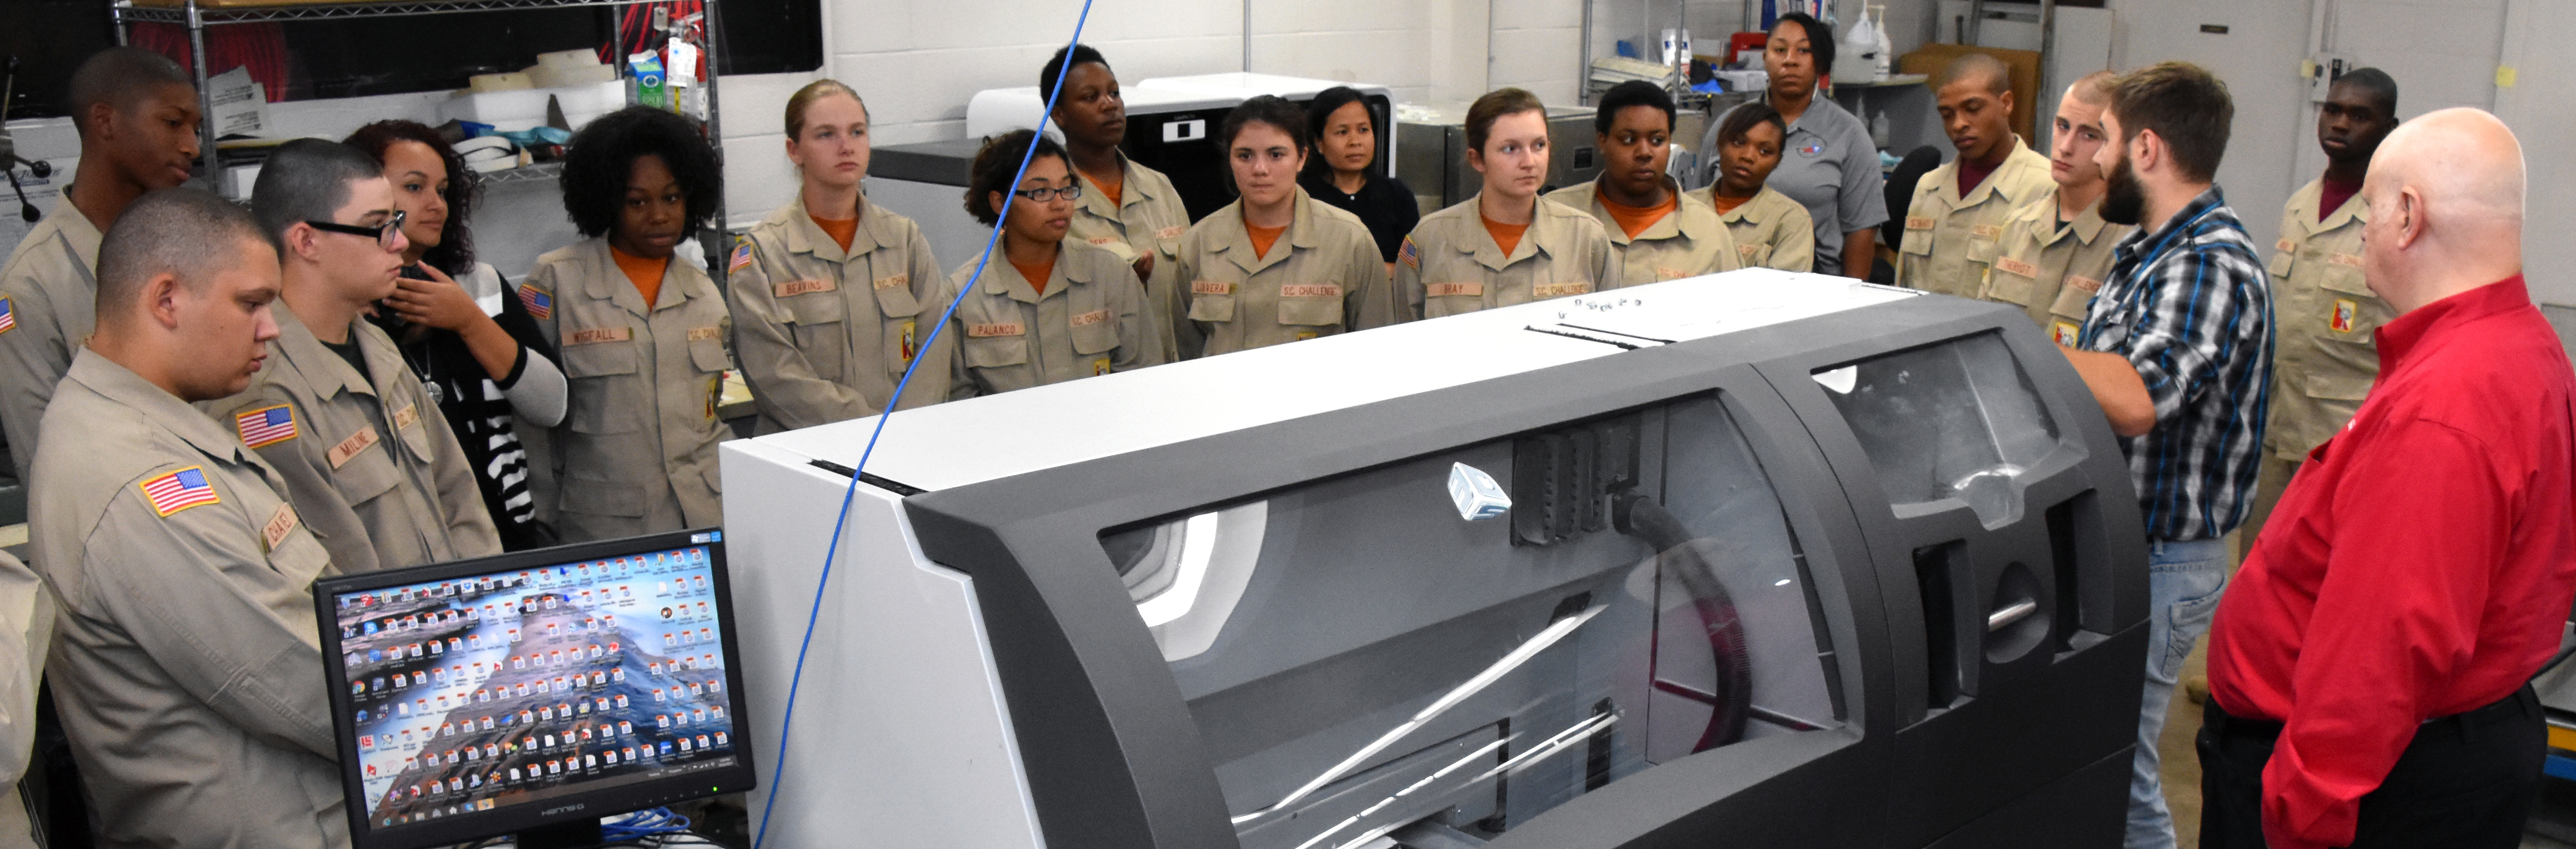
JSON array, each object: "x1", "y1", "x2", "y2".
[
  {"x1": 1101, "y1": 393, "x2": 1845, "y2": 849},
  {"x1": 1813, "y1": 332, "x2": 2064, "y2": 528}
]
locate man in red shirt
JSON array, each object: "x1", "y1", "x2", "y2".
[{"x1": 2199, "y1": 108, "x2": 2574, "y2": 849}]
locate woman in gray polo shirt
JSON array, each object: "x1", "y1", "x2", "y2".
[{"x1": 1698, "y1": 12, "x2": 1888, "y2": 278}]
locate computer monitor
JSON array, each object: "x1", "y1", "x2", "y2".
[{"x1": 315, "y1": 528, "x2": 756, "y2": 849}]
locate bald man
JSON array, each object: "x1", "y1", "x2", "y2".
[
  {"x1": 2239, "y1": 69, "x2": 2403, "y2": 557},
  {"x1": 2199, "y1": 109, "x2": 2573, "y2": 849},
  {"x1": 28, "y1": 187, "x2": 346, "y2": 848},
  {"x1": 1896, "y1": 53, "x2": 2053, "y2": 297},
  {"x1": 0, "y1": 47, "x2": 201, "y2": 482}
]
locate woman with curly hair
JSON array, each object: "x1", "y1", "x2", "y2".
[
  {"x1": 344, "y1": 119, "x2": 568, "y2": 549},
  {"x1": 944, "y1": 129, "x2": 1162, "y2": 396},
  {"x1": 727, "y1": 79, "x2": 958, "y2": 433},
  {"x1": 523, "y1": 106, "x2": 730, "y2": 541}
]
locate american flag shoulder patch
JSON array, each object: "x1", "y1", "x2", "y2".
[
  {"x1": 518, "y1": 285, "x2": 552, "y2": 320},
  {"x1": 0, "y1": 296, "x2": 15, "y2": 334},
  {"x1": 728, "y1": 236, "x2": 756, "y2": 273},
  {"x1": 1398, "y1": 237, "x2": 1419, "y2": 270},
  {"x1": 140, "y1": 466, "x2": 222, "y2": 517},
  {"x1": 235, "y1": 404, "x2": 299, "y2": 448}
]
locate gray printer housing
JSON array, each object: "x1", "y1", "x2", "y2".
[{"x1": 876, "y1": 292, "x2": 2148, "y2": 849}]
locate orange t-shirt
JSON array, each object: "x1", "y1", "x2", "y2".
[
  {"x1": 1710, "y1": 192, "x2": 1752, "y2": 216},
  {"x1": 1009, "y1": 252, "x2": 1058, "y2": 295},
  {"x1": 1081, "y1": 168, "x2": 1124, "y2": 208},
  {"x1": 610, "y1": 245, "x2": 669, "y2": 309},
  {"x1": 1482, "y1": 215, "x2": 1531, "y2": 257},
  {"x1": 813, "y1": 215, "x2": 858, "y2": 252},
  {"x1": 1246, "y1": 222, "x2": 1288, "y2": 260},
  {"x1": 1596, "y1": 192, "x2": 1677, "y2": 240}
]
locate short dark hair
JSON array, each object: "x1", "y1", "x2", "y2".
[
  {"x1": 68, "y1": 47, "x2": 193, "y2": 139},
  {"x1": 251, "y1": 138, "x2": 387, "y2": 250},
  {"x1": 1220, "y1": 95, "x2": 1308, "y2": 152},
  {"x1": 1717, "y1": 102, "x2": 1788, "y2": 147},
  {"x1": 559, "y1": 106, "x2": 723, "y2": 240},
  {"x1": 1464, "y1": 87, "x2": 1546, "y2": 153},
  {"x1": 964, "y1": 129, "x2": 1072, "y2": 227},
  {"x1": 1774, "y1": 13, "x2": 1835, "y2": 79},
  {"x1": 2331, "y1": 66, "x2": 2399, "y2": 116},
  {"x1": 2109, "y1": 61, "x2": 2233, "y2": 184},
  {"x1": 1040, "y1": 44, "x2": 1110, "y2": 108},
  {"x1": 1594, "y1": 80, "x2": 1675, "y2": 136},
  {"x1": 97, "y1": 187, "x2": 269, "y2": 324},
  {"x1": 344, "y1": 120, "x2": 478, "y2": 274},
  {"x1": 1939, "y1": 53, "x2": 2012, "y2": 95}
]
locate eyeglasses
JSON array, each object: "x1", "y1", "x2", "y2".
[
  {"x1": 1011, "y1": 184, "x2": 1084, "y2": 202},
  {"x1": 305, "y1": 210, "x2": 408, "y2": 251}
]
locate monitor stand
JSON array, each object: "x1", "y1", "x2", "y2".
[{"x1": 515, "y1": 819, "x2": 606, "y2": 849}]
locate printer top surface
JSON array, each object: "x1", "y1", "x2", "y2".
[{"x1": 749, "y1": 268, "x2": 1915, "y2": 492}]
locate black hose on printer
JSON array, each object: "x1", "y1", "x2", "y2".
[{"x1": 1613, "y1": 490, "x2": 1755, "y2": 751}]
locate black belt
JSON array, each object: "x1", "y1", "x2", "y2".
[{"x1": 2206, "y1": 685, "x2": 2537, "y2": 743}]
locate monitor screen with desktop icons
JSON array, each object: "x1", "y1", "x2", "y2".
[{"x1": 317, "y1": 528, "x2": 756, "y2": 848}]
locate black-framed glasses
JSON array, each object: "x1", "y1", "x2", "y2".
[
  {"x1": 305, "y1": 209, "x2": 407, "y2": 250},
  {"x1": 1011, "y1": 184, "x2": 1084, "y2": 202}
]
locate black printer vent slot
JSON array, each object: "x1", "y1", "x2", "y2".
[
  {"x1": 1914, "y1": 541, "x2": 1966, "y2": 709},
  {"x1": 2046, "y1": 491, "x2": 2100, "y2": 651}
]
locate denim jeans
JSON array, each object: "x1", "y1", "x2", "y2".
[{"x1": 2126, "y1": 537, "x2": 2230, "y2": 849}]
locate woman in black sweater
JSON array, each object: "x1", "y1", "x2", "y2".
[{"x1": 1297, "y1": 86, "x2": 1420, "y2": 270}]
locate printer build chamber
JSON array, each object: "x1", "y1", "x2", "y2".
[{"x1": 722, "y1": 272, "x2": 2151, "y2": 849}]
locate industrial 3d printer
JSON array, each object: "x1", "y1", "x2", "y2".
[{"x1": 720, "y1": 268, "x2": 2150, "y2": 849}]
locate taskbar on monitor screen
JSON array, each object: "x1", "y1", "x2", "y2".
[{"x1": 371, "y1": 755, "x2": 739, "y2": 831}]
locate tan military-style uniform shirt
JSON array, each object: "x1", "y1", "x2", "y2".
[
  {"x1": 0, "y1": 547, "x2": 52, "y2": 849},
  {"x1": 728, "y1": 194, "x2": 960, "y2": 434},
  {"x1": 204, "y1": 303, "x2": 500, "y2": 575},
  {"x1": 1978, "y1": 193, "x2": 2133, "y2": 345},
  {"x1": 2265, "y1": 179, "x2": 2387, "y2": 461},
  {"x1": 1548, "y1": 180, "x2": 1740, "y2": 286},
  {"x1": 945, "y1": 240, "x2": 1166, "y2": 396},
  {"x1": 1069, "y1": 153, "x2": 1192, "y2": 363},
  {"x1": 1395, "y1": 195, "x2": 1624, "y2": 321},
  {"x1": 0, "y1": 194, "x2": 103, "y2": 482},
  {"x1": 1897, "y1": 137, "x2": 2055, "y2": 297},
  {"x1": 1696, "y1": 185, "x2": 1817, "y2": 273},
  {"x1": 1174, "y1": 187, "x2": 1396, "y2": 358},
  {"x1": 30, "y1": 349, "x2": 344, "y2": 849},
  {"x1": 524, "y1": 238, "x2": 730, "y2": 542}
]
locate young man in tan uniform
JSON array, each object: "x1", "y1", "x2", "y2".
[
  {"x1": 0, "y1": 48, "x2": 200, "y2": 481},
  {"x1": 728, "y1": 195, "x2": 958, "y2": 433},
  {"x1": 1898, "y1": 53, "x2": 2055, "y2": 297},
  {"x1": 1547, "y1": 81, "x2": 1740, "y2": 286},
  {"x1": 211, "y1": 140, "x2": 500, "y2": 575},
  {"x1": 1979, "y1": 71, "x2": 2134, "y2": 344},
  {"x1": 32, "y1": 187, "x2": 345, "y2": 849},
  {"x1": 1046, "y1": 45, "x2": 1192, "y2": 363},
  {"x1": 2242, "y1": 69, "x2": 2402, "y2": 552},
  {"x1": 1174, "y1": 187, "x2": 1391, "y2": 358}
]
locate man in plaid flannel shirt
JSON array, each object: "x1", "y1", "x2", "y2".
[{"x1": 2053, "y1": 62, "x2": 2273, "y2": 849}]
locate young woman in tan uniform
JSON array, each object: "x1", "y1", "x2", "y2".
[
  {"x1": 522, "y1": 107, "x2": 730, "y2": 542},
  {"x1": 945, "y1": 130, "x2": 1164, "y2": 396},
  {"x1": 1395, "y1": 87, "x2": 1620, "y2": 321},
  {"x1": 728, "y1": 80, "x2": 957, "y2": 434},
  {"x1": 1174, "y1": 95, "x2": 1394, "y2": 358},
  {"x1": 1696, "y1": 103, "x2": 1818, "y2": 273}
]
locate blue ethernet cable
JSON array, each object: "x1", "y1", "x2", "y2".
[{"x1": 750, "y1": 2, "x2": 1099, "y2": 845}]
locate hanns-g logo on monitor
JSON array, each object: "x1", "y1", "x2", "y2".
[{"x1": 542, "y1": 804, "x2": 586, "y2": 817}]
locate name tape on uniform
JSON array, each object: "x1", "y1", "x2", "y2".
[
  {"x1": 967, "y1": 322, "x2": 1025, "y2": 338},
  {"x1": 2327, "y1": 252, "x2": 2363, "y2": 268},
  {"x1": 1971, "y1": 224, "x2": 2003, "y2": 241},
  {"x1": 567, "y1": 327, "x2": 633, "y2": 346},
  {"x1": 1426, "y1": 282, "x2": 1482, "y2": 297},
  {"x1": 1156, "y1": 225, "x2": 1186, "y2": 240},
  {"x1": 1069, "y1": 309, "x2": 1110, "y2": 328},
  {"x1": 392, "y1": 403, "x2": 420, "y2": 431},
  {"x1": 774, "y1": 279, "x2": 835, "y2": 298},
  {"x1": 2276, "y1": 238, "x2": 2298, "y2": 254},
  {"x1": 264, "y1": 503, "x2": 300, "y2": 553},
  {"x1": 329, "y1": 425, "x2": 381, "y2": 470},
  {"x1": 1280, "y1": 284, "x2": 1342, "y2": 298},
  {"x1": 1905, "y1": 216, "x2": 1936, "y2": 230},
  {"x1": 1993, "y1": 256, "x2": 2039, "y2": 279},
  {"x1": 1533, "y1": 281, "x2": 1591, "y2": 298},
  {"x1": 1737, "y1": 244, "x2": 1759, "y2": 259},
  {"x1": 872, "y1": 273, "x2": 908, "y2": 291},
  {"x1": 686, "y1": 326, "x2": 723, "y2": 342},
  {"x1": 1087, "y1": 237, "x2": 1120, "y2": 247},
  {"x1": 1191, "y1": 280, "x2": 1235, "y2": 296},
  {"x1": 1654, "y1": 266, "x2": 1688, "y2": 281},
  {"x1": 2068, "y1": 275, "x2": 2103, "y2": 293}
]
